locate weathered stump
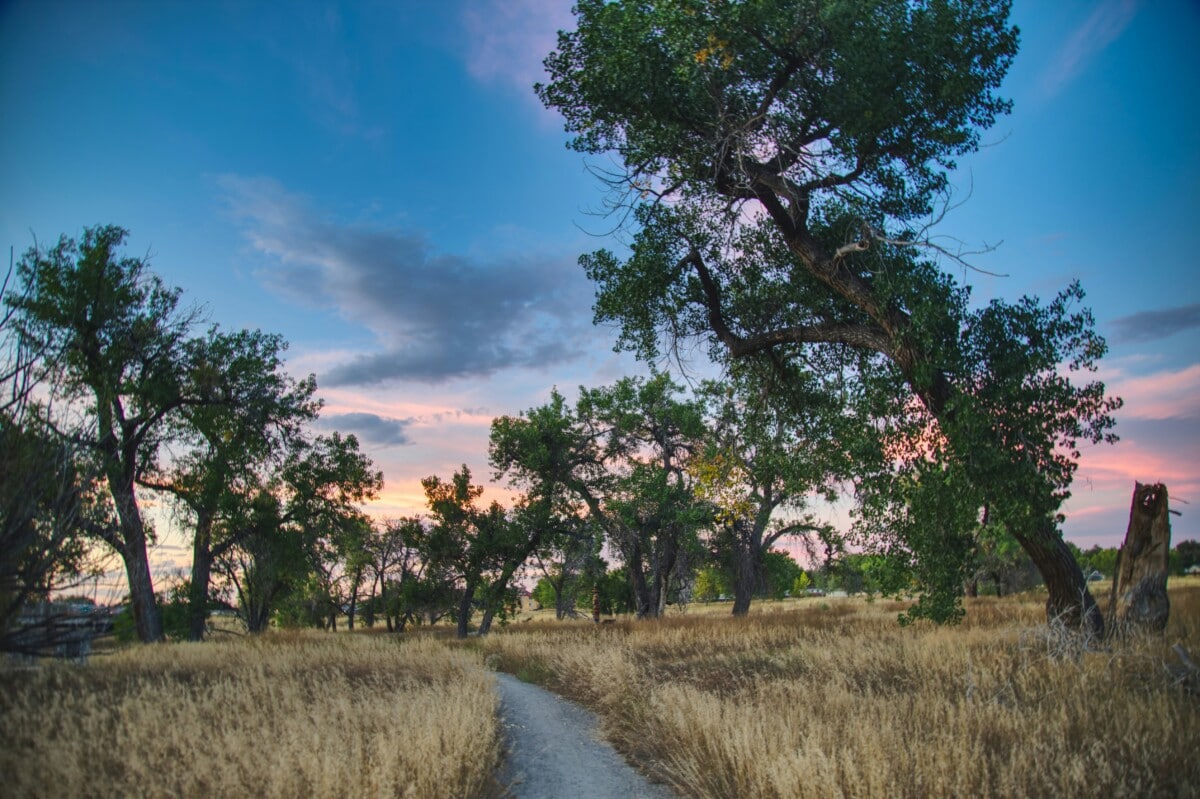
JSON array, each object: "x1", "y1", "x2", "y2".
[{"x1": 1108, "y1": 482, "x2": 1172, "y2": 633}]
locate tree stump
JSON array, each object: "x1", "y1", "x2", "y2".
[{"x1": 1109, "y1": 482, "x2": 1172, "y2": 633}]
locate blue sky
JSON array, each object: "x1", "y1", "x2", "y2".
[{"x1": 2, "y1": 0, "x2": 1197, "y2": 579}]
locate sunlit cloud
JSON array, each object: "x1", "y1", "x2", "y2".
[
  {"x1": 1040, "y1": 0, "x2": 1138, "y2": 98},
  {"x1": 218, "y1": 174, "x2": 599, "y2": 386},
  {"x1": 1103, "y1": 363, "x2": 1200, "y2": 420}
]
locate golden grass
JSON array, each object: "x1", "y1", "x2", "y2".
[
  {"x1": 481, "y1": 584, "x2": 1200, "y2": 798},
  {"x1": 0, "y1": 632, "x2": 500, "y2": 799}
]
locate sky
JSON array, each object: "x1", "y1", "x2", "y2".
[{"x1": 2, "y1": 0, "x2": 1197, "y2": 586}]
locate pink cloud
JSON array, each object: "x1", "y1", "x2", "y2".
[
  {"x1": 1102, "y1": 362, "x2": 1200, "y2": 420},
  {"x1": 1040, "y1": 0, "x2": 1138, "y2": 98},
  {"x1": 459, "y1": 0, "x2": 574, "y2": 104}
]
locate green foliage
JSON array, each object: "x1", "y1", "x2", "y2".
[
  {"x1": 531, "y1": 577, "x2": 557, "y2": 609},
  {"x1": 693, "y1": 565, "x2": 729, "y2": 602},
  {"x1": 540, "y1": 0, "x2": 1018, "y2": 219},
  {"x1": 1073, "y1": 545, "x2": 1119, "y2": 578},
  {"x1": 492, "y1": 374, "x2": 708, "y2": 619},
  {"x1": 8, "y1": 225, "x2": 204, "y2": 641},
  {"x1": 762, "y1": 550, "x2": 801, "y2": 600},
  {"x1": 1175, "y1": 540, "x2": 1200, "y2": 574},
  {"x1": 539, "y1": 0, "x2": 1119, "y2": 631},
  {"x1": 792, "y1": 571, "x2": 811, "y2": 596}
]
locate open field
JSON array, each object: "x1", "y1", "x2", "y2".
[
  {"x1": 3, "y1": 584, "x2": 1196, "y2": 798},
  {"x1": 0, "y1": 632, "x2": 500, "y2": 799},
  {"x1": 480, "y1": 582, "x2": 1200, "y2": 798}
]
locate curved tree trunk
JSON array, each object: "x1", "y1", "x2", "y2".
[{"x1": 1012, "y1": 517, "x2": 1103, "y2": 635}]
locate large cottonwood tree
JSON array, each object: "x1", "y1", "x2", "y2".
[
  {"x1": 539, "y1": 0, "x2": 1120, "y2": 630},
  {"x1": 9, "y1": 226, "x2": 204, "y2": 641}
]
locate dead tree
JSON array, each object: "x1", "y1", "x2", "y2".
[{"x1": 1108, "y1": 482, "x2": 1172, "y2": 634}]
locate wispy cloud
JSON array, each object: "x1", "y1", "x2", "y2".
[
  {"x1": 459, "y1": 0, "x2": 574, "y2": 100},
  {"x1": 1102, "y1": 362, "x2": 1200, "y2": 421},
  {"x1": 1110, "y1": 302, "x2": 1200, "y2": 343},
  {"x1": 1040, "y1": 0, "x2": 1138, "y2": 98},
  {"x1": 218, "y1": 174, "x2": 597, "y2": 386}
]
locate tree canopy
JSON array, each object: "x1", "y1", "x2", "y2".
[{"x1": 539, "y1": 0, "x2": 1120, "y2": 629}]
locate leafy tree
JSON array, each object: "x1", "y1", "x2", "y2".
[
  {"x1": 7, "y1": 226, "x2": 209, "y2": 641},
  {"x1": 1174, "y1": 540, "x2": 1200, "y2": 575},
  {"x1": 421, "y1": 465, "x2": 537, "y2": 638},
  {"x1": 693, "y1": 362, "x2": 843, "y2": 614},
  {"x1": 217, "y1": 432, "x2": 381, "y2": 633},
  {"x1": 142, "y1": 327, "x2": 319, "y2": 639},
  {"x1": 493, "y1": 376, "x2": 708, "y2": 619},
  {"x1": 359, "y1": 517, "x2": 420, "y2": 629},
  {"x1": 692, "y1": 564, "x2": 729, "y2": 602},
  {"x1": 761, "y1": 549, "x2": 802, "y2": 600},
  {"x1": 1069, "y1": 544, "x2": 1118, "y2": 580},
  {"x1": 791, "y1": 570, "x2": 811, "y2": 596},
  {"x1": 574, "y1": 566, "x2": 637, "y2": 616},
  {"x1": 1, "y1": 267, "x2": 111, "y2": 652},
  {"x1": 539, "y1": 1, "x2": 1120, "y2": 632}
]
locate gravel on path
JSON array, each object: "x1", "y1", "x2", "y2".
[{"x1": 493, "y1": 672, "x2": 676, "y2": 799}]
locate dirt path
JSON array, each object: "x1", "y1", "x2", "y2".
[{"x1": 493, "y1": 673, "x2": 676, "y2": 799}]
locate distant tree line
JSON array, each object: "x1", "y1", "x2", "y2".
[{"x1": 5, "y1": 226, "x2": 1177, "y2": 647}]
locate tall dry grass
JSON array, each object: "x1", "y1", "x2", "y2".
[
  {"x1": 481, "y1": 585, "x2": 1200, "y2": 798},
  {"x1": 0, "y1": 632, "x2": 500, "y2": 799}
]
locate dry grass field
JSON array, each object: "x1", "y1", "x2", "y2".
[
  {"x1": 3, "y1": 584, "x2": 1195, "y2": 798},
  {"x1": 0, "y1": 632, "x2": 500, "y2": 799},
  {"x1": 480, "y1": 582, "x2": 1200, "y2": 798}
]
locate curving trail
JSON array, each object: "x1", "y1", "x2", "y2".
[{"x1": 493, "y1": 673, "x2": 676, "y2": 799}]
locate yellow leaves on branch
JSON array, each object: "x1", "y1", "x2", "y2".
[
  {"x1": 690, "y1": 449, "x2": 753, "y2": 524},
  {"x1": 695, "y1": 32, "x2": 734, "y2": 69}
]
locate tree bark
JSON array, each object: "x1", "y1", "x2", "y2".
[
  {"x1": 187, "y1": 541, "x2": 213, "y2": 641},
  {"x1": 456, "y1": 577, "x2": 477, "y2": 639},
  {"x1": 109, "y1": 474, "x2": 163, "y2": 643},
  {"x1": 186, "y1": 508, "x2": 216, "y2": 641},
  {"x1": 1011, "y1": 517, "x2": 1103, "y2": 635},
  {"x1": 731, "y1": 539, "x2": 758, "y2": 617},
  {"x1": 1111, "y1": 482, "x2": 1171, "y2": 634}
]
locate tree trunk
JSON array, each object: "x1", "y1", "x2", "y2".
[
  {"x1": 625, "y1": 538, "x2": 654, "y2": 619},
  {"x1": 187, "y1": 543, "x2": 213, "y2": 641},
  {"x1": 478, "y1": 604, "x2": 497, "y2": 635},
  {"x1": 110, "y1": 477, "x2": 163, "y2": 642},
  {"x1": 123, "y1": 533, "x2": 162, "y2": 643},
  {"x1": 1111, "y1": 482, "x2": 1171, "y2": 634},
  {"x1": 186, "y1": 509, "x2": 216, "y2": 641},
  {"x1": 456, "y1": 578, "x2": 477, "y2": 639},
  {"x1": 1011, "y1": 517, "x2": 1103, "y2": 636},
  {"x1": 651, "y1": 530, "x2": 679, "y2": 618},
  {"x1": 731, "y1": 542, "x2": 757, "y2": 617}
]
